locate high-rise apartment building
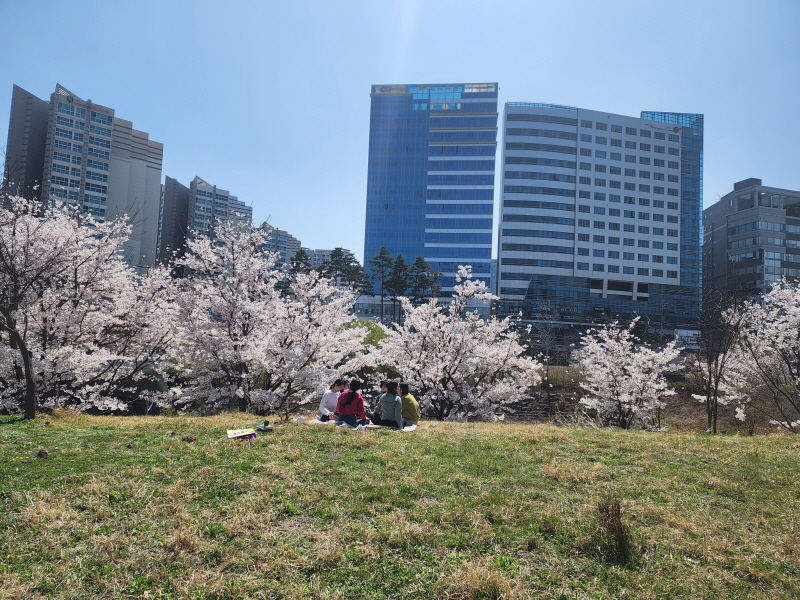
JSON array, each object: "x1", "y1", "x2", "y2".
[
  {"x1": 158, "y1": 175, "x2": 253, "y2": 263},
  {"x1": 306, "y1": 248, "x2": 354, "y2": 270},
  {"x1": 704, "y1": 178, "x2": 800, "y2": 297},
  {"x1": 259, "y1": 222, "x2": 302, "y2": 266},
  {"x1": 187, "y1": 176, "x2": 251, "y2": 235},
  {"x1": 4, "y1": 84, "x2": 163, "y2": 269},
  {"x1": 363, "y1": 83, "x2": 498, "y2": 292},
  {"x1": 496, "y1": 103, "x2": 703, "y2": 334},
  {"x1": 157, "y1": 176, "x2": 190, "y2": 263}
]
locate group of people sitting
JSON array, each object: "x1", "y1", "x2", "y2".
[{"x1": 318, "y1": 378, "x2": 420, "y2": 430}]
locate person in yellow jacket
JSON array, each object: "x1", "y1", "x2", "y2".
[{"x1": 399, "y1": 382, "x2": 420, "y2": 429}]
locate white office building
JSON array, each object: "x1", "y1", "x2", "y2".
[{"x1": 496, "y1": 103, "x2": 703, "y2": 332}]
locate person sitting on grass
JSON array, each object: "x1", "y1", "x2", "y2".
[
  {"x1": 318, "y1": 378, "x2": 346, "y2": 422},
  {"x1": 370, "y1": 380, "x2": 402, "y2": 428},
  {"x1": 399, "y1": 382, "x2": 419, "y2": 429},
  {"x1": 335, "y1": 379, "x2": 369, "y2": 427}
]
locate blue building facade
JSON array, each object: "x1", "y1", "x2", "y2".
[{"x1": 363, "y1": 83, "x2": 498, "y2": 291}]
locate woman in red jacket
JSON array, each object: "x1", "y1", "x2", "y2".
[{"x1": 335, "y1": 379, "x2": 369, "y2": 427}]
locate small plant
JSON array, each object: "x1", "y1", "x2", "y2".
[{"x1": 594, "y1": 496, "x2": 636, "y2": 566}]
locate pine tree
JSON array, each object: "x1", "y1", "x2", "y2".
[{"x1": 368, "y1": 246, "x2": 393, "y2": 323}]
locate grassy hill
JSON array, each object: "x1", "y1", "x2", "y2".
[{"x1": 1, "y1": 412, "x2": 798, "y2": 599}]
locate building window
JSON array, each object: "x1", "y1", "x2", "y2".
[
  {"x1": 667, "y1": 229, "x2": 678, "y2": 237},
  {"x1": 609, "y1": 180, "x2": 621, "y2": 189},
  {"x1": 639, "y1": 156, "x2": 651, "y2": 165},
  {"x1": 608, "y1": 222, "x2": 620, "y2": 231},
  {"x1": 608, "y1": 238, "x2": 620, "y2": 246},
  {"x1": 580, "y1": 162, "x2": 591, "y2": 170},
  {"x1": 667, "y1": 215, "x2": 679, "y2": 223},
  {"x1": 624, "y1": 210, "x2": 635, "y2": 218},
  {"x1": 625, "y1": 155, "x2": 636, "y2": 163},
  {"x1": 652, "y1": 255, "x2": 664, "y2": 263},
  {"x1": 653, "y1": 172, "x2": 665, "y2": 181},
  {"x1": 580, "y1": 148, "x2": 592, "y2": 156},
  {"x1": 668, "y1": 174, "x2": 679, "y2": 183},
  {"x1": 654, "y1": 145, "x2": 665, "y2": 153},
  {"x1": 623, "y1": 224, "x2": 635, "y2": 232},
  {"x1": 581, "y1": 120, "x2": 593, "y2": 128},
  {"x1": 595, "y1": 178, "x2": 606, "y2": 187},
  {"x1": 653, "y1": 214, "x2": 664, "y2": 222},
  {"x1": 667, "y1": 256, "x2": 678, "y2": 264},
  {"x1": 595, "y1": 164, "x2": 606, "y2": 173},
  {"x1": 624, "y1": 182, "x2": 636, "y2": 191},
  {"x1": 640, "y1": 129, "x2": 651, "y2": 138},
  {"x1": 651, "y1": 269, "x2": 663, "y2": 277},
  {"x1": 610, "y1": 152, "x2": 621, "y2": 161},
  {"x1": 579, "y1": 205, "x2": 590, "y2": 213},
  {"x1": 623, "y1": 238, "x2": 634, "y2": 247},
  {"x1": 624, "y1": 196, "x2": 635, "y2": 204},
  {"x1": 638, "y1": 254, "x2": 649, "y2": 262},
  {"x1": 668, "y1": 147, "x2": 680, "y2": 156},
  {"x1": 593, "y1": 249, "x2": 605, "y2": 257},
  {"x1": 595, "y1": 136, "x2": 607, "y2": 145},
  {"x1": 624, "y1": 168, "x2": 635, "y2": 177},
  {"x1": 596, "y1": 122, "x2": 607, "y2": 131},
  {"x1": 639, "y1": 184, "x2": 650, "y2": 192},
  {"x1": 667, "y1": 243, "x2": 678, "y2": 251},
  {"x1": 579, "y1": 176, "x2": 592, "y2": 185},
  {"x1": 578, "y1": 219, "x2": 590, "y2": 227},
  {"x1": 594, "y1": 235, "x2": 605, "y2": 243},
  {"x1": 579, "y1": 190, "x2": 591, "y2": 198},
  {"x1": 609, "y1": 166, "x2": 621, "y2": 175},
  {"x1": 653, "y1": 200, "x2": 664, "y2": 208},
  {"x1": 593, "y1": 264, "x2": 605, "y2": 271},
  {"x1": 609, "y1": 208, "x2": 621, "y2": 217},
  {"x1": 639, "y1": 171, "x2": 651, "y2": 179},
  {"x1": 625, "y1": 140, "x2": 637, "y2": 149},
  {"x1": 580, "y1": 134, "x2": 592, "y2": 142},
  {"x1": 638, "y1": 226, "x2": 650, "y2": 234},
  {"x1": 667, "y1": 202, "x2": 678, "y2": 210},
  {"x1": 611, "y1": 138, "x2": 622, "y2": 147},
  {"x1": 578, "y1": 233, "x2": 590, "y2": 241},
  {"x1": 578, "y1": 247, "x2": 589, "y2": 256},
  {"x1": 623, "y1": 252, "x2": 634, "y2": 260},
  {"x1": 626, "y1": 127, "x2": 637, "y2": 135},
  {"x1": 594, "y1": 194, "x2": 606, "y2": 202},
  {"x1": 654, "y1": 132, "x2": 665, "y2": 140},
  {"x1": 638, "y1": 268, "x2": 649, "y2": 275},
  {"x1": 609, "y1": 194, "x2": 621, "y2": 202},
  {"x1": 577, "y1": 262, "x2": 589, "y2": 270},
  {"x1": 595, "y1": 150, "x2": 607, "y2": 158},
  {"x1": 638, "y1": 240, "x2": 649, "y2": 248},
  {"x1": 638, "y1": 198, "x2": 650, "y2": 206},
  {"x1": 638, "y1": 212, "x2": 649, "y2": 220},
  {"x1": 640, "y1": 143, "x2": 651, "y2": 152},
  {"x1": 608, "y1": 265, "x2": 620, "y2": 273},
  {"x1": 654, "y1": 158, "x2": 665, "y2": 167},
  {"x1": 623, "y1": 266, "x2": 634, "y2": 274},
  {"x1": 668, "y1": 161, "x2": 679, "y2": 169},
  {"x1": 667, "y1": 270, "x2": 678, "y2": 278}
]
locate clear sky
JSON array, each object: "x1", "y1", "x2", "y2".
[{"x1": 1, "y1": 0, "x2": 799, "y2": 263}]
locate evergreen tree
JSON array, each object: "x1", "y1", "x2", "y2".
[
  {"x1": 368, "y1": 246, "x2": 392, "y2": 323},
  {"x1": 289, "y1": 248, "x2": 312, "y2": 277},
  {"x1": 408, "y1": 257, "x2": 442, "y2": 306},
  {"x1": 386, "y1": 254, "x2": 410, "y2": 322}
]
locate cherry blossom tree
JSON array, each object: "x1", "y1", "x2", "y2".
[
  {"x1": 170, "y1": 223, "x2": 366, "y2": 417},
  {"x1": 684, "y1": 291, "x2": 747, "y2": 433},
  {"x1": 0, "y1": 196, "x2": 175, "y2": 417},
  {"x1": 374, "y1": 266, "x2": 542, "y2": 421},
  {"x1": 733, "y1": 280, "x2": 800, "y2": 432},
  {"x1": 576, "y1": 318, "x2": 679, "y2": 429}
]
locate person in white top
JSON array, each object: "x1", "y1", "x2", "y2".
[{"x1": 318, "y1": 379, "x2": 347, "y2": 422}]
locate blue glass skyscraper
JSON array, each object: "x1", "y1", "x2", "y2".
[{"x1": 363, "y1": 83, "x2": 498, "y2": 291}]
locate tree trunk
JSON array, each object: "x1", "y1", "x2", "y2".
[{"x1": 0, "y1": 307, "x2": 36, "y2": 419}]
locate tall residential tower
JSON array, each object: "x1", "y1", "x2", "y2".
[
  {"x1": 4, "y1": 84, "x2": 163, "y2": 269},
  {"x1": 496, "y1": 103, "x2": 703, "y2": 335},
  {"x1": 363, "y1": 83, "x2": 498, "y2": 291}
]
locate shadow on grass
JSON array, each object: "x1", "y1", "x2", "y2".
[{"x1": 0, "y1": 415, "x2": 24, "y2": 425}]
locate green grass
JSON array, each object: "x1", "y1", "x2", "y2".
[{"x1": 1, "y1": 412, "x2": 799, "y2": 599}]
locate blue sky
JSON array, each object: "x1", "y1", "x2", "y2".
[{"x1": 1, "y1": 0, "x2": 798, "y2": 263}]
